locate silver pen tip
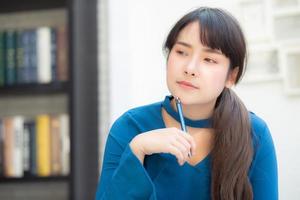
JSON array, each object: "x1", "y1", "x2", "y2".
[{"x1": 175, "y1": 96, "x2": 181, "y2": 104}]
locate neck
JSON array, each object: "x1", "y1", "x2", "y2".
[{"x1": 171, "y1": 98, "x2": 216, "y2": 120}]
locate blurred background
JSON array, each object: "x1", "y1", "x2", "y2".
[{"x1": 0, "y1": 0, "x2": 299, "y2": 199}]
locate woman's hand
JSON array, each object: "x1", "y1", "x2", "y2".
[{"x1": 129, "y1": 127, "x2": 196, "y2": 166}]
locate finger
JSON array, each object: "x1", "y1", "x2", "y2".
[
  {"x1": 171, "y1": 139, "x2": 190, "y2": 162},
  {"x1": 168, "y1": 144, "x2": 185, "y2": 165},
  {"x1": 178, "y1": 131, "x2": 196, "y2": 156},
  {"x1": 175, "y1": 134, "x2": 192, "y2": 155}
]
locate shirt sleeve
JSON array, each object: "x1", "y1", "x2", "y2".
[
  {"x1": 250, "y1": 124, "x2": 278, "y2": 200},
  {"x1": 95, "y1": 113, "x2": 157, "y2": 200}
]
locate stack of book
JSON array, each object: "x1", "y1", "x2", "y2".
[
  {"x1": 0, "y1": 114, "x2": 70, "y2": 178},
  {"x1": 0, "y1": 25, "x2": 68, "y2": 87}
]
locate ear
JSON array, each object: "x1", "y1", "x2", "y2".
[{"x1": 225, "y1": 67, "x2": 239, "y2": 88}]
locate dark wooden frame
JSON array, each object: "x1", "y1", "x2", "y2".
[{"x1": 0, "y1": 0, "x2": 100, "y2": 199}]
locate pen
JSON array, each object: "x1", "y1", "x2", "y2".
[{"x1": 175, "y1": 96, "x2": 191, "y2": 157}]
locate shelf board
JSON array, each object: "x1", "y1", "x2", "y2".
[
  {"x1": 0, "y1": 0, "x2": 66, "y2": 13},
  {"x1": 0, "y1": 175, "x2": 69, "y2": 183},
  {"x1": 0, "y1": 82, "x2": 69, "y2": 96}
]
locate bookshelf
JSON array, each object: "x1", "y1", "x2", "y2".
[{"x1": 0, "y1": 0, "x2": 99, "y2": 200}]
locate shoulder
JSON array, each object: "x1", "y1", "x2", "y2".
[
  {"x1": 248, "y1": 112, "x2": 278, "y2": 182},
  {"x1": 248, "y1": 111, "x2": 275, "y2": 156},
  {"x1": 126, "y1": 101, "x2": 162, "y2": 121},
  {"x1": 249, "y1": 111, "x2": 270, "y2": 141},
  {"x1": 114, "y1": 101, "x2": 161, "y2": 127},
  {"x1": 108, "y1": 101, "x2": 162, "y2": 144}
]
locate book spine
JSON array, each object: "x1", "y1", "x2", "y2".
[
  {"x1": 13, "y1": 116, "x2": 24, "y2": 177},
  {"x1": 50, "y1": 115, "x2": 61, "y2": 175},
  {"x1": 23, "y1": 121, "x2": 30, "y2": 176},
  {"x1": 22, "y1": 30, "x2": 31, "y2": 83},
  {"x1": 51, "y1": 28, "x2": 57, "y2": 82},
  {"x1": 3, "y1": 118, "x2": 14, "y2": 177},
  {"x1": 37, "y1": 27, "x2": 51, "y2": 83},
  {"x1": 29, "y1": 29, "x2": 38, "y2": 83},
  {"x1": 57, "y1": 25, "x2": 68, "y2": 82},
  {"x1": 5, "y1": 30, "x2": 17, "y2": 85},
  {"x1": 29, "y1": 121, "x2": 37, "y2": 176},
  {"x1": 0, "y1": 31, "x2": 5, "y2": 86},
  {"x1": 0, "y1": 119, "x2": 3, "y2": 176},
  {"x1": 16, "y1": 30, "x2": 25, "y2": 84},
  {"x1": 60, "y1": 114, "x2": 70, "y2": 175},
  {"x1": 36, "y1": 115, "x2": 51, "y2": 177}
]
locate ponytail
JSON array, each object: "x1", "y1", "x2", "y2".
[{"x1": 211, "y1": 87, "x2": 253, "y2": 200}]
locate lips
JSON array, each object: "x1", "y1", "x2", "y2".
[{"x1": 177, "y1": 81, "x2": 199, "y2": 89}]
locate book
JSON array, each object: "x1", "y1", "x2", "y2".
[
  {"x1": 50, "y1": 115, "x2": 62, "y2": 175},
  {"x1": 16, "y1": 30, "x2": 25, "y2": 84},
  {"x1": 3, "y1": 117, "x2": 14, "y2": 177},
  {"x1": 13, "y1": 116, "x2": 24, "y2": 177},
  {"x1": 23, "y1": 119, "x2": 31, "y2": 176},
  {"x1": 0, "y1": 31, "x2": 5, "y2": 86},
  {"x1": 5, "y1": 30, "x2": 17, "y2": 85},
  {"x1": 51, "y1": 28, "x2": 57, "y2": 82},
  {"x1": 37, "y1": 27, "x2": 51, "y2": 83},
  {"x1": 0, "y1": 119, "x2": 3, "y2": 175},
  {"x1": 28, "y1": 29, "x2": 38, "y2": 83},
  {"x1": 27, "y1": 120, "x2": 37, "y2": 176},
  {"x1": 57, "y1": 25, "x2": 68, "y2": 81},
  {"x1": 36, "y1": 114, "x2": 51, "y2": 176},
  {"x1": 60, "y1": 114, "x2": 70, "y2": 175}
]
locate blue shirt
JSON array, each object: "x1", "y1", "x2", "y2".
[{"x1": 95, "y1": 96, "x2": 278, "y2": 199}]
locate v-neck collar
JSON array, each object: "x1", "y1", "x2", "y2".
[{"x1": 161, "y1": 95, "x2": 213, "y2": 128}]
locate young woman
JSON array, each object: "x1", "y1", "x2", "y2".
[{"x1": 95, "y1": 7, "x2": 278, "y2": 200}]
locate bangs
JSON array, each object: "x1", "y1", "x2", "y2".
[{"x1": 197, "y1": 10, "x2": 233, "y2": 59}]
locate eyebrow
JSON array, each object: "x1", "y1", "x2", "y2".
[
  {"x1": 175, "y1": 41, "x2": 223, "y2": 55},
  {"x1": 203, "y1": 47, "x2": 223, "y2": 55},
  {"x1": 176, "y1": 41, "x2": 192, "y2": 48}
]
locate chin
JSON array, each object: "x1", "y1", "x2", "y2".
[
  {"x1": 179, "y1": 96, "x2": 199, "y2": 105},
  {"x1": 171, "y1": 91, "x2": 214, "y2": 106},
  {"x1": 170, "y1": 91, "x2": 196, "y2": 105},
  {"x1": 168, "y1": 85, "x2": 204, "y2": 104}
]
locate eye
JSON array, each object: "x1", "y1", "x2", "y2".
[
  {"x1": 204, "y1": 58, "x2": 217, "y2": 64},
  {"x1": 176, "y1": 50, "x2": 188, "y2": 56}
]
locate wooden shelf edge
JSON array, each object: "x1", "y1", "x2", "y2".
[
  {"x1": 0, "y1": 0, "x2": 67, "y2": 14},
  {"x1": 0, "y1": 175, "x2": 69, "y2": 183},
  {"x1": 0, "y1": 82, "x2": 70, "y2": 96}
]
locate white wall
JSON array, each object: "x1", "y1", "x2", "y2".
[
  {"x1": 106, "y1": 0, "x2": 300, "y2": 199},
  {"x1": 108, "y1": 0, "x2": 235, "y2": 121},
  {"x1": 235, "y1": 81, "x2": 300, "y2": 199}
]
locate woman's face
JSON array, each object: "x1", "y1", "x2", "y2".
[{"x1": 166, "y1": 21, "x2": 237, "y2": 106}]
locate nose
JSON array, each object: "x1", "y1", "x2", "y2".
[{"x1": 184, "y1": 58, "x2": 198, "y2": 77}]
